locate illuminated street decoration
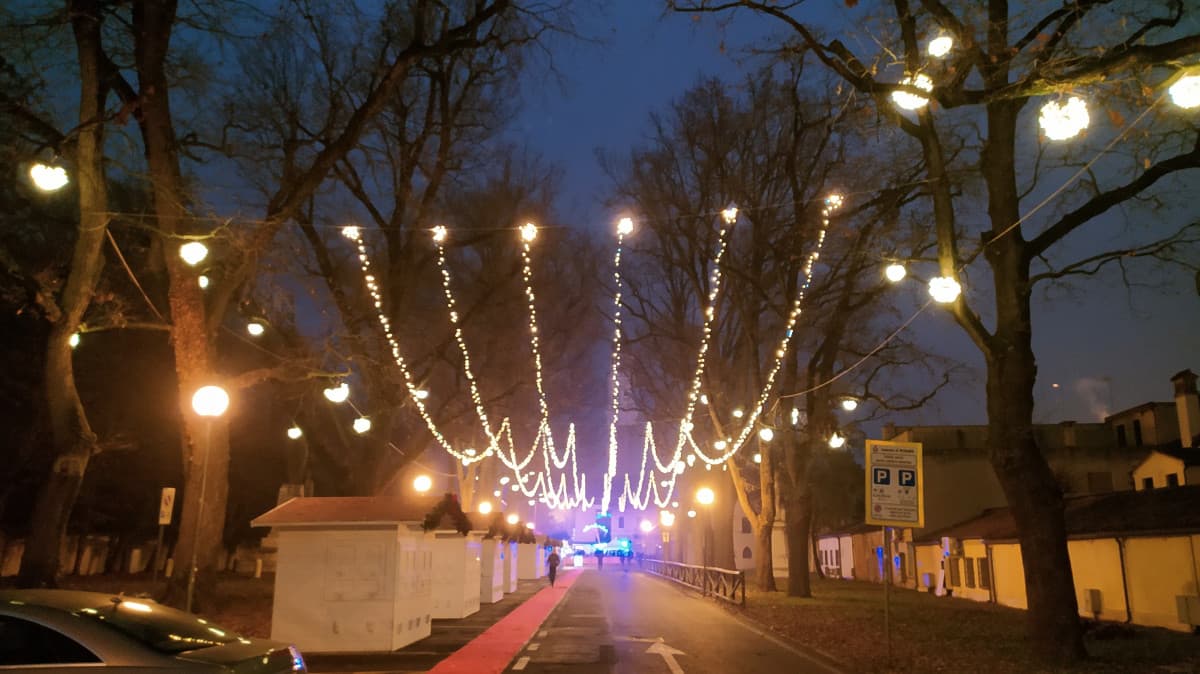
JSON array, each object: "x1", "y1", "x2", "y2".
[{"x1": 1039, "y1": 97, "x2": 1089, "y2": 140}]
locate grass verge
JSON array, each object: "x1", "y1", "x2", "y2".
[{"x1": 734, "y1": 577, "x2": 1200, "y2": 673}]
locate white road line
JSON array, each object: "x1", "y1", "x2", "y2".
[
  {"x1": 513, "y1": 655, "x2": 531, "y2": 670},
  {"x1": 527, "y1": 643, "x2": 541, "y2": 651}
]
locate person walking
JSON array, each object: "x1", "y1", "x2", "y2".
[{"x1": 547, "y1": 549, "x2": 561, "y2": 587}]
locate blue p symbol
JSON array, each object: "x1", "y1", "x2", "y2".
[
  {"x1": 873, "y1": 468, "x2": 890, "y2": 485},
  {"x1": 899, "y1": 470, "x2": 916, "y2": 487}
]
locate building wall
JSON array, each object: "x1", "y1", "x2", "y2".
[
  {"x1": 1067, "y1": 538, "x2": 1127, "y2": 622},
  {"x1": 990, "y1": 543, "x2": 1028, "y2": 610},
  {"x1": 1123, "y1": 535, "x2": 1200, "y2": 631},
  {"x1": 838, "y1": 535, "x2": 854, "y2": 579},
  {"x1": 913, "y1": 542, "x2": 944, "y2": 593},
  {"x1": 817, "y1": 537, "x2": 843, "y2": 578},
  {"x1": 1133, "y1": 453, "x2": 1186, "y2": 491},
  {"x1": 945, "y1": 540, "x2": 992, "y2": 603},
  {"x1": 919, "y1": 452, "x2": 1008, "y2": 537}
]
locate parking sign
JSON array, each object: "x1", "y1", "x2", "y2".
[{"x1": 865, "y1": 440, "x2": 924, "y2": 527}]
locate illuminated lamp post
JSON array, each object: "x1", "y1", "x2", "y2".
[{"x1": 187, "y1": 385, "x2": 229, "y2": 613}]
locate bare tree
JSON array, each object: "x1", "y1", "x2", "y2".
[{"x1": 675, "y1": 0, "x2": 1200, "y2": 661}]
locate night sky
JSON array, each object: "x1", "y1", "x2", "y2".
[{"x1": 512, "y1": 3, "x2": 1200, "y2": 429}]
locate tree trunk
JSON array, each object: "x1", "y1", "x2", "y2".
[
  {"x1": 129, "y1": 0, "x2": 229, "y2": 612},
  {"x1": 753, "y1": 522, "x2": 775, "y2": 590},
  {"x1": 810, "y1": 505, "x2": 825, "y2": 580},
  {"x1": 979, "y1": 96, "x2": 1085, "y2": 662},
  {"x1": 711, "y1": 477, "x2": 736, "y2": 569},
  {"x1": 17, "y1": 0, "x2": 109, "y2": 589},
  {"x1": 785, "y1": 488, "x2": 813, "y2": 597},
  {"x1": 986, "y1": 325, "x2": 1084, "y2": 662}
]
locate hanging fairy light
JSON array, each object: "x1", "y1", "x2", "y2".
[
  {"x1": 433, "y1": 232, "x2": 503, "y2": 458},
  {"x1": 927, "y1": 35, "x2": 953, "y2": 58},
  {"x1": 198, "y1": 275, "x2": 210, "y2": 289},
  {"x1": 68, "y1": 333, "x2": 80, "y2": 349},
  {"x1": 929, "y1": 276, "x2": 962, "y2": 303},
  {"x1": 246, "y1": 321, "x2": 265, "y2": 337},
  {"x1": 520, "y1": 222, "x2": 538, "y2": 242},
  {"x1": 721, "y1": 204, "x2": 739, "y2": 224},
  {"x1": 323, "y1": 382, "x2": 350, "y2": 403},
  {"x1": 829, "y1": 433, "x2": 846, "y2": 449},
  {"x1": 1038, "y1": 97, "x2": 1089, "y2": 140},
  {"x1": 179, "y1": 241, "x2": 209, "y2": 266},
  {"x1": 753, "y1": 453, "x2": 762, "y2": 464},
  {"x1": 840, "y1": 398, "x2": 859, "y2": 412},
  {"x1": 341, "y1": 225, "x2": 360, "y2": 240},
  {"x1": 29, "y1": 163, "x2": 68, "y2": 191},
  {"x1": 602, "y1": 216, "x2": 633, "y2": 514},
  {"x1": 353, "y1": 416, "x2": 372, "y2": 434},
  {"x1": 686, "y1": 193, "x2": 842, "y2": 470},
  {"x1": 414, "y1": 389, "x2": 430, "y2": 400},
  {"x1": 891, "y1": 73, "x2": 933, "y2": 110},
  {"x1": 885, "y1": 263, "x2": 907, "y2": 283},
  {"x1": 286, "y1": 426, "x2": 303, "y2": 440},
  {"x1": 1169, "y1": 74, "x2": 1200, "y2": 109},
  {"x1": 732, "y1": 408, "x2": 745, "y2": 419},
  {"x1": 791, "y1": 408, "x2": 801, "y2": 426},
  {"x1": 758, "y1": 428, "x2": 774, "y2": 442}
]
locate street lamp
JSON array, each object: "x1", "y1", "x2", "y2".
[
  {"x1": 478, "y1": 501, "x2": 493, "y2": 515},
  {"x1": 506, "y1": 513, "x2": 520, "y2": 525},
  {"x1": 187, "y1": 385, "x2": 229, "y2": 613}
]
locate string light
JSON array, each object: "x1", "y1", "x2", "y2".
[
  {"x1": 246, "y1": 322, "x2": 265, "y2": 337},
  {"x1": 1039, "y1": 97, "x2": 1089, "y2": 140},
  {"x1": 29, "y1": 163, "x2": 68, "y2": 191},
  {"x1": 353, "y1": 416, "x2": 371, "y2": 434},
  {"x1": 829, "y1": 433, "x2": 846, "y2": 449},
  {"x1": 840, "y1": 398, "x2": 859, "y2": 412},
  {"x1": 198, "y1": 275, "x2": 209, "y2": 289},
  {"x1": 179, "y1": 242, "x2": 209, "y2": 267},
  {"x1": 287, "y1": 426, "x2": 303, "y2": 440},
  {"x1": 687, "y1": 193, "x2": 842, "y2": 468},
  {"x1": 1169, "y1": 74, "x2": 1200, "y2": 109},
  {"x1": 927, "y1": 35, "x2": 953, "y2": 58},
  {"x1": 892, "y1": 74, "x2": 933, "y2": 110},
  {"x1": 885, "y1": 263, "x2": 907, "y2": 282},
  {"x1": 928, "y1": 276, "x2": 962, "y2": 303},
  {"x1": 68, "y1": 333, "x2": 80, "y2": 348},
  {"x1": 758, "y1": 428, "x2": 774, "y2": 442},
  {"x1": 323, "y1": 382, "x2": 350, "y2": 403},
  {"x1": 602, "y1": 216, "x2": 633, "y2": 514}
]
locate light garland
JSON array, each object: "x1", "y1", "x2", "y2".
[
  {"x1": 686, "y1": 193, "x2": 842, "y2": 467},
  {"x1": 601, "y1": 217, "x2": 632, "y2": 514},
  {"x1": 891, "y1": 74, "x2": 933, "y2": 110},
  {"x1": 1039, "y1": 97, "x2": 1089, "y2": 141}
]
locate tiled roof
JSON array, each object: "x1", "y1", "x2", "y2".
[
  {"x1": 914, "y1": 485, "x2": 1200, "y2": 543},
  {"x1": 251, "y1": 496, "x2": 428, "y2": 527}
]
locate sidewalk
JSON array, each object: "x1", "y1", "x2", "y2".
[{"x1": 305, "y1": 572, "x2": 577, "y2": 673}]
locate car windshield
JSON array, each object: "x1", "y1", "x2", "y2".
[{"x1": 77, "y1": 598, "x2": 242, "y2": 655}]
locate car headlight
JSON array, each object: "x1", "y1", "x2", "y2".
[{"x1": 288, "y1": 645, "x2": 306, "y2": 672}]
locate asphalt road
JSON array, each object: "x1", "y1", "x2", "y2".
[{"x1": 503, "y1": 569, "x2": 841, "y2": 674}]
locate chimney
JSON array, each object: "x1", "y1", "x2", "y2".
[
  {"x1": 1060, "y1": 420, "x2": 1077, "y2": 448},
  {"x1": 1172, "y1": 369, "x2": 1200, "y2": 448}
]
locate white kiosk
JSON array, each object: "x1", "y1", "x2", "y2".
[
  {"x1": 251, "y1": 497, "x2": 432, "y2": 653},
  {"x1": 516, "y1": 541, "x2": 546, "y2": 580},
  {"x1": 479, "y1": 538, "x2": 506, "y2": 603},
  {"x1": 429, "y1": 531, "x2": 483, "y2": 619},
  {"x1": 502, "y1": 541, "x2": 519, "y2": 592}
]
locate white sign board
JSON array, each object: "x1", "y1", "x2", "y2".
[
  {"x1": 158, "y1": 487, "x2": 176, "y2": 525},
  {"x1": 865, "y1": 440, "x2": 924, "y2": 528}
]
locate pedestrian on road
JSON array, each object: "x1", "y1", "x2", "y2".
[
  {"x1": 547, "y1": 550, "x2": 561, "y2": 587},
  {"x1": 594, "y1": 548, "x2": 604, "y2": 570}
]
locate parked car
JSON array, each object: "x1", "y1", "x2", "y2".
[{"x1": 0, "y1": 589, "x2": 304, "y2": 672}]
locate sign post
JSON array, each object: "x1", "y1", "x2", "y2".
[
  {"x1": 865, "y1": 439, "x2": 924, "y2": 662},
  {"x1": 153, "y1": 487, "x2": 176, "y2": 583}
]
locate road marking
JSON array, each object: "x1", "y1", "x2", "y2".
[
  {"x1": 646, "y1": 641, "x2": 686, "y2": 674},
  {"x1": 527, "y1": 643, "x2": 540, "y2": 651},
  {"x1": 513, "y1": 655, "x2": 531, "y2": 670}
]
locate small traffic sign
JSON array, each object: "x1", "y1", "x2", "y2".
[
  {"x1": 158, "y1": 487, "x2": 176, "y2": 525},
  {"x1": 873, "y1": 468, "x2": 891, "y2": 485},
  {"x1": 899, "y1": 469, "x2": 916, "y2": 487}
]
